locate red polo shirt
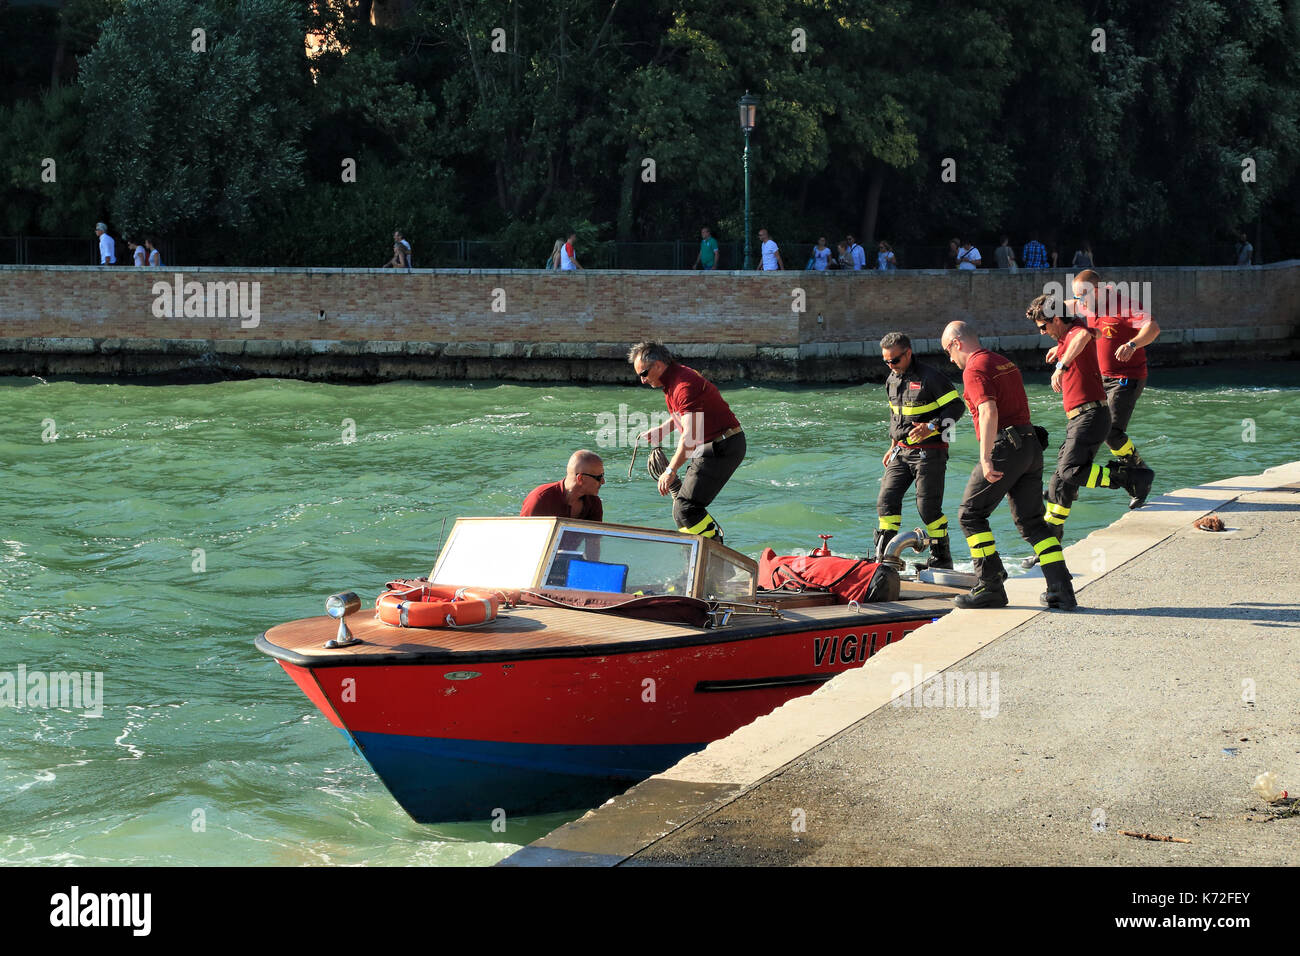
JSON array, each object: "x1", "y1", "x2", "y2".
[
  {"x1": 520, "y1": 480, "x2": 602, "y2": 520},
  {"x1": 1059, "y1": 323, "x2": 1106, "y2": 412},
  {"x1": 660, "y1": 363, "x2": 741, "y2": 444},
  {"x1": 962, "y1": 349, "x2": 1030, "y2": 441},
  {"x1": 1087, "y1": 308, "x2": 1151, "y2": 379}
]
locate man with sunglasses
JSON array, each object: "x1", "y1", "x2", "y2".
[
  {"x1": 941, "y1": 321, "x2": 1076, "y2": 610},
  {"x1": 875, "y1": 332, "x2": 965, "y2": 567},
  {"x1": 1028, "y1": 293, "x2": 1153, "y2": 550},
  {"x1": 1068, "y1": 269, "x2": 1161, "y2": 506},
  {"x1": 628, "y1": 341, "x2": 744, "y2": 545},
  {"x1": 520, "y1": 450, "x2": 606, "y2": 520}
]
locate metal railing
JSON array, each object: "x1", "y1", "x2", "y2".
[{"x1": 0, "y1": 236, "x2": 1252, "y2": 270}]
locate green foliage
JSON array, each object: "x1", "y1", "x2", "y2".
[{"x1": 1, "y1": 0, "x2": 1299, "y2": 264}]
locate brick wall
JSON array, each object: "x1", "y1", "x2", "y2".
[{"x1": 1, "y1": 262, "x2": 1296, "y2": 381}]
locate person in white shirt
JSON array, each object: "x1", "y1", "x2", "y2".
[
  {"x1": 145, "y1": 237, "x2": 162, "y2": 267},
  {"x1": 128, "y1": 240, "x2": 146, "y2": 267},
  {"x1": 95, "y1": 222, "x2": 115, "y2": 264},
  {"x1": 810, "y1": 237, "x2": 832, "y2": 270},
  {"x1": 758, "y1": 227, "x2": 783, "y2": 270},
  {"x1": 559, "y1": 232, "x2": 582, "y2": 270},
  {"x1": 956, "y1": 239, "x2": 981, "y2": 270},
  {"x1": 394, "y1": 230, "x2": 412, "y2": 269},
  {"x1": 846, "y1": 234, "x2": 866, "y2": 270}
]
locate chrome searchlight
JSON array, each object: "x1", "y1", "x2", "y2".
[{"x1": 324, "y1": 591, "x2": 362, "y2": 648}]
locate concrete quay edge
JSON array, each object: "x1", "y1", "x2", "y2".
[{"x1": 499, "y1": 459, "x2": 1300, "y2": 866}]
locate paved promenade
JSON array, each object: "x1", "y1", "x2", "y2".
[{"x1": 502, "y1": 461, "x2": 1300, "y2": 866}]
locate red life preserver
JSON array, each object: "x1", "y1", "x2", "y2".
[{"x1": 374, "y1": 585, "x2": 501, "y2": 629}]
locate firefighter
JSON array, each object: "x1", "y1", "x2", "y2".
[
  {"x1": 874, "y1": 331, "x2": 965, "y2": 568},
  {"x1": 1029, "y1": 293, "x2": 1154, "y2": 546},
  {"x1": 629, "y1": 341, "x2": 745, "y2": 544},
  {"x1": 940, "y1": 321, "x2": 1076, "y2": 610},
  {"x1": 1071, "y1": 269, "x2": 1161, "y2": 506}
]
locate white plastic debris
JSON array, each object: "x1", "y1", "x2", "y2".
[{"x1": 1251, "y1": 771, "x2": 1287, "y2": 803}]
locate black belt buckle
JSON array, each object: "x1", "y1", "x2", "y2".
[{"x1": 1002, "y1": 426, "x2": 1022, "y2": 449}]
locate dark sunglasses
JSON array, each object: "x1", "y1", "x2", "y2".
[
  {"x1": 581, "y1": 472, "x2": 606, "y2": 483},
  {"x1": 1036, "y1": 322, "x2": 1048, "y2": 331},
  {"x1": 635, "y1": 365, "x2": 652, "y2": 381},
  {"x1": 884, "y1": 352, "x2": 909, "y2": 366}
]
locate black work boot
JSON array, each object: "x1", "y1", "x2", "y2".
[
  {"x1": 1109, "y1": 460, "x2": 1154, "y2": 509},
  {"x1": 926, "y1": 535, "x2": 953, "y2": 570},
  {"x1": 873, "y1": 529, "x2": 897, "y2": 564},
  {"x1": 955, "y1": 578, "x2": 1008, "y2": 609},
  {"x1": 1039, "y1": 564, "x2": 1078, "y2": 611}
]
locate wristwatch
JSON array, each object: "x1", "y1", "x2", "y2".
[{"x1": 1055, "y1": 361, "x2": 1069, "y2": 371}]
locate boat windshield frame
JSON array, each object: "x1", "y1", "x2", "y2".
[{"x1": 428, "y1": 517, "x2": 707, "y2": 596}]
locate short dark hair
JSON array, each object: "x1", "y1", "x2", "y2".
[
  {"x1": 880, "y1": 332, "x2": 911, "y2": 351},
  {"x1": 1027, "y1": 293, "x2": 1061, "y2": 323},
  {"x1": 627, "y1": 341, "x2": 674, "y2": 368}
]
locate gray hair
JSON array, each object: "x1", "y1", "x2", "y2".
[
  {"x1": 879, "y1": 332, "x2": 911, "y2": 351},
  {"x1": 627, "y1": 341, "x2": 674, "y2": 368},
  {"x1": 95, "y1": 222, "x2": 107, "y2": 232}
]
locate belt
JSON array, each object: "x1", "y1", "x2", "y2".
[
  {"x1": 1066, "y1": 400, "x2": 1105, "y2": 420},
  {"x1": 708, "y1": 426, "x2": 743, "y2": 443}
]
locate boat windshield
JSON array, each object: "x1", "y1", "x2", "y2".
[
  {"x1": 541, "y1": 526, "x2": 696, "y2": 596},
  {"x1": 429, "y1": 518, "x2": 700, "y2": 596}
]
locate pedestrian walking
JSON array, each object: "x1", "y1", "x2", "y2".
[
  {"x1": 1071, "y1": 241, "x2": 1094, "y2": 270},
  {"x1": 758, "y1": 228, "x2": 783, "y2": 270},
  {"x1": 545, "y1": 239, "x2": 563, "y2": 269},
  {"x1": 1235, "y1": 231, "x2": 1254, "y2": 266},
  {"x1": 559, "y1": 232, "x2": 583, "y2": 270},
  {"x1": 940, "y1": 321, "x2": 1076, "y2": 610},
  {"x1": 694, "y1": 226, "x2": 720, "y2": 270},
  {"x1": 145, "y1": 237, "x2": 162, "y2": 267},
  {"x1": 874, "y1": 332, "x2": 965, "y2": 568},
  {"x1": 956, "y1": 239, "x2": 981, "y2": 270},
  {"x1": 95, "y1": 222, "x2": 115, "y2": 264},
  {"x1": 809, "y1": 237, "x2": 833, "y2": 271},
  {"x1": 994, "y1": 236, "x2": 1017, "y2": 272},
  {"x1": 876, "y1": 241, "x2": 897, "y2": 270},
  {"x1": 128, "y1": 239, "x2": 146, "y2": 267},
  {"x1": 845, "y1": 235, "x2": 866, "y2": 270},
  {"x1": 1022, "y1": 233, "x2": 1048, "y2": 269}
]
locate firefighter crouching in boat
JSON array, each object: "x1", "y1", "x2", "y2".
[
  {"x1": 940, "y1": 320, "x2": 1078, "y2": 611},
  {"x1": 628, "y1": 341, "x2": 745, "y2": 545},
  {"x1": 520, "y1": 450, "x2": 605, "y2": 519},
  {"x1": 1029, "y1": 292, "x2": 1154, "y2": 550},
  {"x1": 875, "y1": 331, "x2": 965, "y2": 568}
]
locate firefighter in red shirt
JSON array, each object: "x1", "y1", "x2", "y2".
[
  {"x1": 1028, "y1": 293, "x2": 1154, "y2": 545},
  {"x1": 1072, "y1": 269, "x2": 1161, "y2": 506},
  {"x1": 628, "y1": 341, "x2": 745, "y2": 544},
  {"x1": 940, "y1": 321, "x2": 1075, "y2": 610},
  {"x1": 520, "y1": 450, "x2": 606, "y2": 519}
]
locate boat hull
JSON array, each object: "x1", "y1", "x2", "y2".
[{"x1": 268, "y1": 614, "x2": 933, "y2": 823}]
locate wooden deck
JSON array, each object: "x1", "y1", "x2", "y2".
[{"x1": 260, "y1": 583, "x2": 959, "y2": 666}]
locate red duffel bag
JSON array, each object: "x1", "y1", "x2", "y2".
[{"x1": 757, "y1": 549, "x2": 901, "y2": 603}]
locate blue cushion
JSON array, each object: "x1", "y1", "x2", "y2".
[{"x1": 565, "y1": 559, "x2": 629, "y2": 593}]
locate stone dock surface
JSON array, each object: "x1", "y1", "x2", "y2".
[{"x1": 502, "y1": 461, "x2": 1300, "y2": 866}]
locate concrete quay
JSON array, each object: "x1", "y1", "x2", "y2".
[{"x1": 502, "y1": 461, "x2": 1300, "y2": 866}]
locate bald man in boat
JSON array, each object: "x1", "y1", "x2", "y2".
[{"x1": 520, "y1": 450, "x2": 605, "y2": 520}]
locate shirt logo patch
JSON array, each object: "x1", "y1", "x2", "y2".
[{"x1": 908, "y1": 382, "x2": 922, "y2": 390}]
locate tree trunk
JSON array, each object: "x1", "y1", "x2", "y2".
[
  {"x1": 616, "y1": 140, "x2": 639, "y2": 238},
  {"x1": 861, "y1": 163, "x2": 884, "y2": 245}
]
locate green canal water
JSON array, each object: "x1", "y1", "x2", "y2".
[{"x1": 1, "y1": 363, "x2": 1297, "y2": 866}]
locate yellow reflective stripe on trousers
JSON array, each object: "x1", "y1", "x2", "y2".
[
  {"x1": 966, "y1": 531, "x2": 996, "y2": 556},
  {"x1": 965, "y1": 531, "x2": 994, "y2": 547},
  {"x1": 1033, "y1": 536, "x2": 1062, "y2": 554},
  {"x1": 1085, "y1": 464, "x2": 1111, "y2": 488},
  {"x1": 879, "y1": 514, "x2": 902, "y2": 531},
  {"x1": 679, "y1": 513, "x2": 715, "y2": 536},
  {"x1": 925, "y1": 516, "x2": 949, "y2": 538},
  {"x1": 1039, "y1": 550, "x2": 1066, "y2": 565},
  {"x1": 1110, "y1": 438, "x2": 1136, "y2": 458}
]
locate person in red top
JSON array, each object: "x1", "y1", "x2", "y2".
[
  {"x1": 520, "y1": 450, "x2": 605, "y2": 519},
  {"x1": 628, "y1": 341, "x2": 745, "y2": 545},
  {"x1": 1073, "y1": 269, "x2": 1161, "y2": 503},
  {"x1": 941, "y1": 321, "x2": 1075, "y2": 610},
  {"x1": 1028, "y1": 293, "x2": 1154, "y2": 548}
]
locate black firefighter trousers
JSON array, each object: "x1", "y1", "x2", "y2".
[{"x1": 957, "y1": 425, "x2": 1070, "y2": 587}]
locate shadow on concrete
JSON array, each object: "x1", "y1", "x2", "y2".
[
  {"x1": 1069, "y1": 604, "x2": 1300, "y2": 624},
  {"x1": 1141, "y1": 498, "x2": 1300, "y2": 513}
]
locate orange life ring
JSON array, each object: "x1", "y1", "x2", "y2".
[{"x1": 374, "y1": 585, "x2": 501, "y2": 629}]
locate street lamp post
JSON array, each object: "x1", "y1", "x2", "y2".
[{"x1": 738, "y1": 91, "x2": 758, "y2": 270}]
